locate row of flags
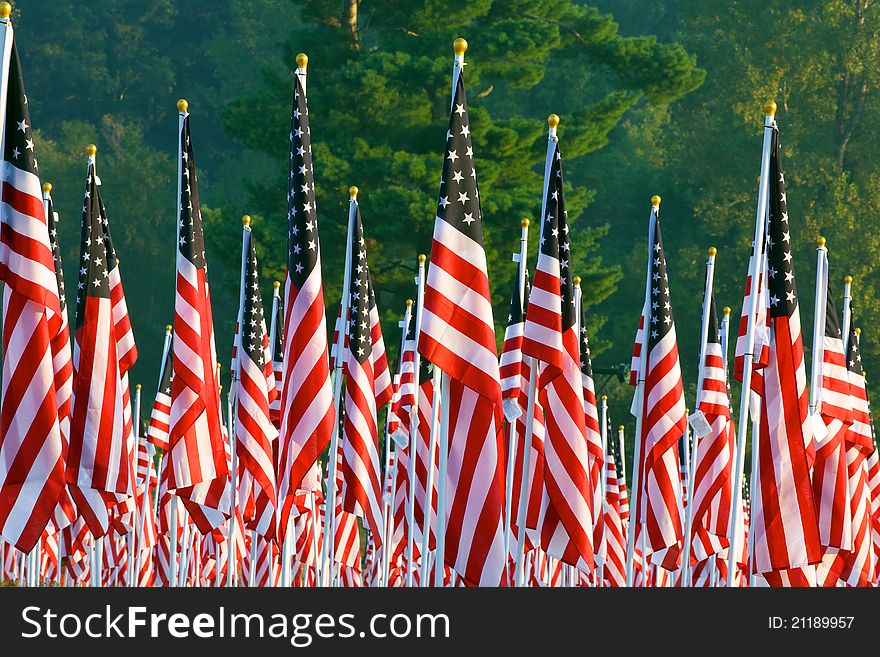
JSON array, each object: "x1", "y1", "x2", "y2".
[{"x1": 0, "y1": 8, "x2": 878, "y2": 588}]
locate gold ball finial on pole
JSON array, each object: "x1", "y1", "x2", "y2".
[
  {"x1": 763, "y1": 100, "x2": 777, "y2": 116},
  {"x1": 296, "y1": 52, "x2": 309, "y2": 68},
  {"x1": 708, "y1": 246, "x2": 717, "y2": 257},
  {"x1": 651, "y1": 195, "x2": 661, "y2": 207},
  {"x1": 406, "y1": 299, "x2": 414, "y2": 308},
  {"x1": 817, "y1": 236, "x2": 826, "y2": 247},
  {"x1": 242, "y1": 214, "x2": 251, "y2": 227},
  {"x1": 42, "y1": 182, "x2": 52, "y2": 194},
  {"x1": 723, "y1": 306, "x2": 731, "y2": 316},
  {"x1": 453, "y1": 38, "x2": 468, "y2": 55},
  {"x1": 845, "y1": 275, "x2": 853, "y2": 285},
  {"x1": 856, "y1": 327, "x2": 862, "y2": 336},
  {"x1": 136, "y1": 383, "x2": 142, "y2": 390},
  {"x1": 177, "y1": 98, "x2": 189, "y2": 113},
  {"x1": 548, "y1": 114, "x2": 560, "y2": 129},
  {"x1": 349, "y1": 186, "x2": 359, "y2": 199},
  {"x1": 418, "y1": 254, "x2": 427, "y2": 264},
  {"x1": 86, "y1": 144, "x2": 97, "y2": 157},
  {"x1": 601, "y1": 395, "x2": 608, "y2": 401},
  {"x1": 165, "y1": 324, "x2": 172, "y2": 332},
  {"x1": 521, "y1": 218, "x2": 530, "y2": 228},
  {"x1": 0, "y1": 3, "x2": 11, "y2": 20},
  {"x1": 573, "y1": 275, "x2": 581, "y2": 286},
  {"x1": 618, "y1": 425, "x2": 625, "y2": 431},
  {"x1": 274, "y1": 281, "x2": 281, "y2": 290}
]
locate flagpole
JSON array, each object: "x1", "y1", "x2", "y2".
[
  {"x1": 624, "y1": 195, "x2": 660, "y2": 587},
  {"x1": 809, "y1": 237, "x2": 828, "y2": 417},
  {"x1": 842, "y1": 276, "x2": 853, "y2": 349},
  {"x1": 726, "y1": 100, "x2": 777, "y2": 588},
  {"x1": 503, "y1": 217, "x2": 530, "y2": 565},
  {"x1": 225, "y1": 391, "x2": 238, "y2": 587},
  {"x1": 711, "y1": 306, "x2": 731, "y2": 588},
  {"x1": 406, "y1": 255, "x2": 427, "y2": 587},
  {"x1": 267, "y1": 281, "x2": 291, "y2": 587},
  {"x1": 682, "y1": 246, "x2": 717, "y2": 585},
  {"x1": 419, "y1": 364, "x2": 442, "y2": 586},
  {"x1": 597, "y1": 394, "x2": 609, "y2": 586},
  {"x1": 322, "y1": 188, "x2": 358, "y2": 587}
]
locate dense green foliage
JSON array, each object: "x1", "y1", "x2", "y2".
[{"x1": 10, "y1": 1, "x2": 880, "y2": 447}]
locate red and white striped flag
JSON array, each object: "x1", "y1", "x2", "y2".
[
  {"x1": 416, "y1": 47, "x2": 507, "y2": 586},
  {"x1": 67, "y1": 154, "x2": 136, "y2": 537},
  {"x1": 233, "y1": 222, "x2": 278, "y2": 540},
  {"x1": 341, "y1": 203, "x2": 392, "y2": 547},
  {"x1": 632, "y1": 201, "x2": 687, "y2": 572},
  {"x1": 836, "y1": 317, "x2": 876, "y2": 585},
  {"x1": 277, "y1": 58, "x2": 335, "y2": 542},
  {"x1": 689, "y1": 296, "x2": 735, "y2": 563},
  {"x1": 599, "y1": 419, "x2": 627, "y2": 587},
  {"x1": 522, "y1": 133, "x2": 594, "y2": 571},
  {"x1": 812, "y1": 278, "x2": 853, "y2": 555},
  {"x1": 166, "y1": 103, "x2": 229, "y2": 532},
  {"x1": 750, "y1": 126, "x2": 821, "y2": 580},
  {"x1": 0, "y1": 26, "x2": 68, "y2": 553},
  {"x1": 147, "y1": 328, "x2": 173, "y2": 451}
]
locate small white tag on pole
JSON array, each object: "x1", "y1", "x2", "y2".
[
  {"x1": 810, "y1": 412, "x2": 829, "y2": 445},
  {"x1": 512, "y1": 253, "x2": 521, "y2": 263},
  {"x1": 688, "y1": 409, "x2": 712, "y2": 438},
  {"x1": 502, "y1": 397, "x2": 523, "y2": 423},
  {"x1": 391, "y1": 429, "x2": 409, "y2": 450}
]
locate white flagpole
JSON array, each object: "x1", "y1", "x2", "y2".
[
  {"x1": 503, "y1": 217, "x2": 530, "y2": 567},
  {"x1": 624, "y1": 195, "x2": 660, "y2": 587},
  {"x1": 842, "y1": 275, "x2": 853, "y2": 349},
  {"x1": 597, "y1": 394, "x2": 609, "y2": 586},
  {"x1": 726, "y1": 100, "x2": 777, "y2": 588},
  {"x1": 405, "y1": 255, "x2": 427, "y2": 587},
  {"x1": 433, "y1": 369, "x2": 450, "y2": 587},
  {"x1": 323, "y1": 187, "x2": 358, "y2": 587},
  {"x1": 382, "y1": 300, "x2": 411, "y2": 587},
  {"x1": 809, "y1": 237, "x2": 828, "y2": 418},
  {"x1": 268, "y1": 281, "x2": 291, "y2": 588},
  {"x1": 721, "y1": 307, "x2": 731, "y2": 372},
  {"x1": 225, "y1": 392, "x2": 238, "y2": 587},
  {"x1": 513, "y1": 365, "x2": 537, "y2": 588},
  {"x1": 379, "y1": 431, "x2": 391, "y2": 587},
  {"x1": 177, "y1": 520, "x2": 190, "y2": 586},
  {"x1": 682, "y1": 246, "x2": 717, "y2": 585},
  {"x1": 420, "y1": 365, "x2": 442, "y2": 586}
]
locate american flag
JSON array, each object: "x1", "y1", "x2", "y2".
[
  {"x1": 633, "y1": 201, "x2": 687, "y2": 572},
  {"x1": 340, "y1": 202, "x2": 392, "y2": 546},
  {"x1": 599, "y1": 414, "x2": 626, "y2": 586},
  {"x1": 44, "y1": 183, "x2": 77, "y2": 534},
  {"x1": 416, "y1": 49, "x2": 507, "y2": 586},
  {"x1": 689, "y1": 295, "x2": 735, "y2": 566},
  {"x1": 501, "y1": 267, "x2": 544, "y2": 553},
  {"x1": 147, "y1": 327, "x2": 173, "y2": 451},
  {"x1": 751, "y1": 126, "x2": 821, "y2": 578},
  {"x1": 579, "y1": 283, "x2": 605, "y2": 554},
  {"x1": 277, "y1": 58, "x2": 336, "y2": 542},
  {"x1": 233, "y1": 224, "x2": 278, "y2": 540},
  {"x1": 167, "y1": 103, "x2": 228, "y2": 531},
  {"x1": 67, "y1": 155, "x2": 134, "y2": 536},
  {"x1": 813, "y1": 276, "x2": 853, "y2": 554},
  {"x1": 0, "y1": 29, "x2": 67, "y2": 553},
  {"x1": 838, "y1": 317, "x2": 876, "y2": 585},
  {"x1": 522, "y1": 133, "x2": 594, "y2": 571}
]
